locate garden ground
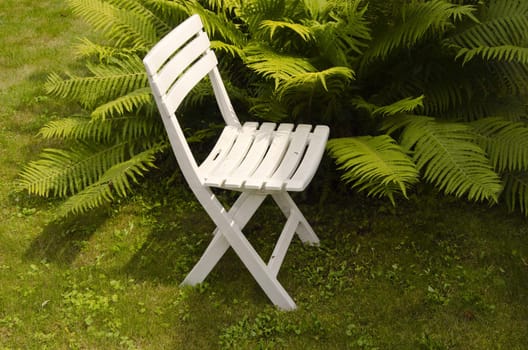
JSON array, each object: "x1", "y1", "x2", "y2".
[{"x1": 1, "y1": 0, "x2": 527, "y2": 348}]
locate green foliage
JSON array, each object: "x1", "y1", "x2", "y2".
[
  {"x1": 388, "y1": 115, "x2": 502, "y2": 202},
  {"x1": 361, "y1": 0, "x2": 476, "y2": 64},
  {"x1": 327, "y1": 135, "x2": 419, "y2": 204},
  {"x1": 17, "y1": 0, "x2": 528, "y2": 216}
]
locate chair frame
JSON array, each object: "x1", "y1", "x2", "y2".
[{"x1": 143, "y1": 15, "x2": 329, "y2": 310}]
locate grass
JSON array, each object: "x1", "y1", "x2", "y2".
[{"x1": 1, "y1": 0, "x2": 528, "y2": 349}]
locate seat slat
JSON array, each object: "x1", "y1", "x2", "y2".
[
  {"x1": 164, "y1": 50, "x2": 217, "y2": 113},
  {"x1": 199, "y1": 125, "x2": 240, "y2": 175},
  {"x1": 264, "y1": 125, "x2": 312, "y2": 191},
  {"x1": 223, "y1": 123, "x2": 277, "y2": 189},
  {"x1": 204, "y1": 122, "x2": 259, "y2": 187},
  {"x1": 243, "y1": 124, "x2": 294, "y2": 190},
  {"x1": 286, "y1": 125, "x2": 330, "y2": 191},
  {"x1": 155, "y1": 31, "x2": 210, "y2": 94}
]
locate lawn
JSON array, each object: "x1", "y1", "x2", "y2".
[{"x1": 1, "y1": 1, "x2": 527, "y2": 349}]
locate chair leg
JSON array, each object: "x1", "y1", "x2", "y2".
[
  {"x1": 181, "y1": 192, "x2": 266, "y2": 286},
  {"x1": 217, "y1": 217, "x2": 297, "y2": 310},
  {"x1": 271, "y1": 192, "x2": 320, "y2": 245},
  {"x1": 186, "y1": 190, "x2": 297, "y2": 309}
]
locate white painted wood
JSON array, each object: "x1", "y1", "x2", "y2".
[
  {"x1": 264, "y1": 124, "x2": 312, "y2": 190},
  {"x1": 209, "y1": 68, "x2": 241, "y2": 127},
  {"x1": 244, "y1": 124, "x2": 294, "y2": 190},
  {"x1": 144, "y1": 14, "x2": 328, "y2": 310},
  {"x1": 286, "y1": 125, "x2": 330, "y2": 191},
  {"x1": 268, "y1": 212, "x2": 298, "y2": 276},
  {"x1": 182, "y1": 192, "x2": 266, "y2": 285},
  {"x1": 143, "y1": 14, "x2": 203, "y2": 74},
  {"x1": 272, "y1": 192, "x2": 319, "y2": 244},
  {"x1": 204, "y1": 122, "x2": 258, "y2": 187},
  {"x1": 155, "y1": 31, "x2": 211, "y2": 94},
  {"x1": 198, "y1": 125, "x2": 239, "y2": 174},
  {"x1": 165, "y1": 50, "x2": 218, "y2": 113},
  {"x1": 223, "y1": 122, "x2": 276, "y2": 189}
]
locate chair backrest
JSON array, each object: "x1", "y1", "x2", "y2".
[{"x1": 143, "y1": 15, "x2": 240, "y2": 187}]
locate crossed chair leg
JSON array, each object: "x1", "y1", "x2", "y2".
[{"x1": 181, "y1": 190, "x2": 320, "y2": 310}]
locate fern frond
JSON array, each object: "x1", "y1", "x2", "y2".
[
  {"x1": 449, "y1": 0, "x2": 528, "y2": 64},
  {"x1": 38, "y1": 115, "x2": 163, "y2": 143},
  {"x1": 456, "y1": 45, "x2": 528, "y2": 65},
  {"x1": 38, "y1": 116, "x2": 112, "y2": 141},
  {"x1": 58, "y1": 144, "x2": 164, "y2": 216},
  {"x1": 106, "y1": 0, "x2": 171, "y2": 33},
  {"x1": 327, "y1": 135, "x2": 419, "y2": 204},
  {"x1": 303, "y1": 0, "x2": 332, "y2": 20},
  {"x1": 144, "y1": 0, "x2": 190, "y2": 24},
  {"x1": 451, "y1": 1, "x2": 528, "y2": 47},
  {"x1": 387, "y1": 115, "x2": 502, "y2": 202},
  {"x1": 489, "y1": 61, "x2": 528, "y2": 95},
  {"x1": 502, "y1": 172, "x2": 528, "y2": 216},
  {"x1": 202, "y1": 0, "x2": 240, "y2": 12},
  {"x1": 471, "y1": 117, "x2": 528, "y2": 172},
  {"x1": 210, "y1": 40, "x2": 245, "y2": 58},
  {"x1": 67, "y1": 0, "x2": 161, "y2": 50},
  {"x1": 276, "y1": 66, "x2": 355, "y2": 99},
  {"x1": 363, "y1": 0, "x2": 475, "y2": 63},
  {"x1": 17, "y1": 142, "x2": 131, "y2": 197},
  {"x1": 74, "y1": 38, "x2": 140, "y2": 60},
  {"x1": 91, "y1": 87, "x2": 153, "y2": 119},
  {"x1": 238, "y1": 0, "x2": 288, "y2": 33},
  {"x1": 45, "y1": 56, "x2": 148, "y2": 108},
  {"x1": 244, "y1": 45, "x2": 317, "y2": 85},
  {"x1": 248, "y1": 94, "x2": 289, "y2": 122},
  {"x1": 353, "y1": 96, "x2": 425, "y2": 117},
  {"x1": 259, "y1": 19, "x2": 314, "y2": 41},
  {"x1": 179, "y1": 79, "x2": 216, "y2": 109},
  {"x1": 187, "y1": 3, "x2": 246, "y2": 46}
]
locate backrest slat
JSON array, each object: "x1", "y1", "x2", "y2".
[
  {"x1": 164, "y1": 50, "x2": 218, "y2": 113},
  {"x1": 143, "y1": 15, "x2": 203, "y2": 74},
  {"x1": 155, "y1": 31, "x2": 211, "y2": 94}
]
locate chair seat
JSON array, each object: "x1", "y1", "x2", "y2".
[{"x1": 199, "y1": 122, "x2": 329, "y2": 191}]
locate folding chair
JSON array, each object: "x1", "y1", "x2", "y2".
[{"x1": 143, "y1": 15, "x2": 329, "y2": 310}]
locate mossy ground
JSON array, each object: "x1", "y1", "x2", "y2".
[{"x1": 1, "y1": 1, "x2": 527, "y2": 349}]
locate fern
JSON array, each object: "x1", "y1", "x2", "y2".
[
  {"x1": 327, "y1": 135, "x2": 419, "y2": 204},
  {"x1": 210, "y1": 40, "x2": 245, "y2": 58},
  {"x1": 362, "y1": 0, "x2": 475, "y2": 64},
  {"x1": 471, "y1": 117, "x2": 528, "y2": 172},
  {"x1": 58, "y1": 145, "x2": 164, "y2": 216},
  {"x1": 386, "y1": 115, "x2": 502, "y2": 202},
  {"x1": 276, "y1": 66, "x2": 355, "y2": 99},
  {"x1": 456, "y1": 46, "x2": 528, "y2": 64},
  {"x1": 45, "y1": 56, "x2": 148, "y2": 108},
  {"x1": 67, "y1": 0, "x2": 164, "y2": 50},
  {"x1": 449, "y1": 0, "x2": 528, "y2": 65},
  {"x1": 353, "y1": 96, "x2": 425, "y2": 117},
  {"x1": 488, "y1": 61, "x2": 528, "y2": 96},
  {"x1": 38, "y1": 117, "x2": 113, "y2": 142},
  {"x1": 74, "y1": 38, "x2": 141, "y2": 60},
  {"x1": 237, "y1": 0, "x2": 289, "y2": 33},
  {"x1": 18, "y1": 142, "x2": 130, "y2": 197},
  {"x1": 259, "y1": 19, "x2": 314, "y2": 41},
  {"x1": 502, "y1": 172, "x2": 528, "y2": 216},
  {"x1": 38, "y1": 115, "x2": 163, "y2": 143},
  {"x1": 244, "y1": 45, "x2": 318, "y2": 84},
  {"x1": 91, "y1": 87, "x2": 153, "y2": 119}
]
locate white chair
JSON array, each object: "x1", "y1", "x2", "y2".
[{"x1": 143, "y1": 14, "x2": 329, "y2": 310}]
